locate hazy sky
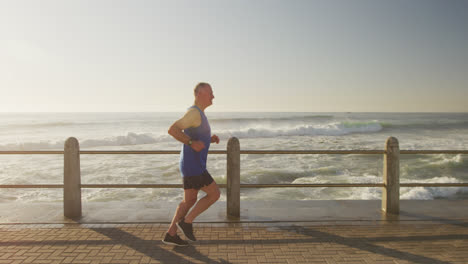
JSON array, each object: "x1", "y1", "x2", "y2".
[{"x1": 0, "y1": 0, "x2": 467, "y2": 112}]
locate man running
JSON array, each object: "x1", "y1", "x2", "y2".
[{"x1": 162, "y1": 82, "x2": 221, "y2": 246}]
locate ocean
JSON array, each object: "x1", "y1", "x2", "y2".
[{"x1": 1, "y1": 112, "x2": 467, "y2": 207}]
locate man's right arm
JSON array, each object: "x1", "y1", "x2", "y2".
[{"x1": 168, "y1": 109, "x2": 205, "y2": 152}]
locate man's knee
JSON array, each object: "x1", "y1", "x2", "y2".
[{"x1": 209, "y1": 188, "x2": 221, "y2": 202}]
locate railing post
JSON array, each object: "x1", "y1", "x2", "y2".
[
  {"x1": 227, "y1": 137, "x2": 240, "y2": 218},
  {"x1": 64, "y1": 137, "x2": 82, "y2": 219},
  {"x1": 382, "y1": 137, "x2": 400, "y2": 214}
]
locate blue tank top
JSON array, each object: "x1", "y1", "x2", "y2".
[{"x1": 179, "y1": 106, "x2": 211, "y2": 177}]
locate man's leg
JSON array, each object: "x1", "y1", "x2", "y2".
[
  {"x1": 167, "y1": 188, "x2": 198, "y2": 236},
  {"x1": 184, "y1": 181, "x2": 220, "y2": 223}
]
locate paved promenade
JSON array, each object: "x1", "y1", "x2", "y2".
[
  {"x1": 1, "y1": 220, "x2": 468, "y2": 264},
  {"x1": 1, "y1": 200, "x2": 468, "y2": 263}
]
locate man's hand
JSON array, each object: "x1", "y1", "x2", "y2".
[
  {"x1": 191, "y1": 140, "x2": 206, "y2": 152},
  {"x1": 211, "y1": 134, "x2": 220, "y2": 144}
]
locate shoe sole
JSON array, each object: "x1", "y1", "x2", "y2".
[
  {"x1": 176, "y1": 222, "x2": 197, "y2": 242},
  {"x1": 161, "y1": 239, "x2": 188, "y2": 247}
]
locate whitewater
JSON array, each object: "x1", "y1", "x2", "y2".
[{"x1": 1, "y1": 112, "x2": 467, "y2": 207}]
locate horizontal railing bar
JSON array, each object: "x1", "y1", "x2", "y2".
[
  {"x1": 82, "y1": 184, "x2": 184, "y2": 188},
  {"x1": 82, "y1": 184, "x2": 232, "y2": 188},
  {"x1": 0, "y1": 150, "x2": 386, "y2": 155},
  {"x1": 400, "y1": 150, "x2": 468, "y2": 154},
  {"x1": 82, "y1": 183, "x2": 386, "y2": 188},
  {"x1": 0, "y1": 151, "x2": 64, "y2": 155},
  {"x1": 240, "y1": 150, "x2": 385, "y2": 154},
  {"x1": 239, "y1": 183, "x2": 385, "y2": 188},
  {"x1": 1, "y1": 150, "x2": 467, "y2": 155},
  {"x1": 0, "y1": 150, "x2": 223, "y2": 155},
  {"x1": 401, "y1": 183, "x2": 468, "y2": 187},
  {"x1": 81, "y1": 151, "x2": 180, "y2": 154},
  {"x1": 0, "y1": 183, "x2": 383, "y2": 188},
  {"x1": 2, "y1": 183, "x2": 467, "y2": 189},
  {"x1": 0, "y1": 184, "x2": 64, "y2": 188},
  {"x1": 2, "y1": 150, "x2": 382, "y2": 155},
  {"x1": 242, "y1": 150, "x2": 468, "y2": 155}
]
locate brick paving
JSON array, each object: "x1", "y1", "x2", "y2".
[{"x1": 0, "y1": 221, "x2": 467, "y2": 264}]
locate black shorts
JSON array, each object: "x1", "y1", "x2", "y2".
[{"x1": 183, "y1": 170, "x2": 214, "y2": 190}]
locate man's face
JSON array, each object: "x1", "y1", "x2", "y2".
[{"x1": 198, "y1": 85, "x2": 214, "y2": 107}]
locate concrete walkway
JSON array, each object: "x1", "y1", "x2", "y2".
[
  {"x1": 1, "y1": 200, "x2": 468, "y2": 263},
  {"x1": 1, "y1": 220, "x2": 467, "y2": 264}
]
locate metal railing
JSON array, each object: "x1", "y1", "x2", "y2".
[{"x1": 1, "y1": 137, "x2": 467, "y2": 219}]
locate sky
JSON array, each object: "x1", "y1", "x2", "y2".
[{"x1": 0, "y1": 0, "x2": 467, "y2": 112}]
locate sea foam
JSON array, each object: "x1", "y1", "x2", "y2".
[
  {"x1": 0, "y1": 121, "x2": 384, "y2": 150},
  {"x1": 0, "y1": 132, "x2": 171, "y2": 150},
  {"x1": 218, "y1": 121, "x2": 383, "y2": 138}
]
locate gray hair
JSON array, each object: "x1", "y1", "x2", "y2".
[{"x1": 194, "y1": 82, "x2": 210, "y2": 96}]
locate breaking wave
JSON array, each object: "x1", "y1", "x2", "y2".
[
  {"x1": 0, "y1": 121, "x2": 385, "y2": 150},
  {"x1": 0, "y1": 132, "x2": 171, "y2": 150},
  {"x1": 218, "y1": 121, "x2": 383, "y2": 138}
]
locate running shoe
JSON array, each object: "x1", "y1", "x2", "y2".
[
  {"x1": 162, "y1": 233, "x2": 188, "y2": 246},
  {"x1": 177, "y1": 219, "x2": 197, "y2": 242}
]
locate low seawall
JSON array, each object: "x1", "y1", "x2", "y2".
[{"x1": 1, "y1": 200, "x2": 468, "y2": 224}]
